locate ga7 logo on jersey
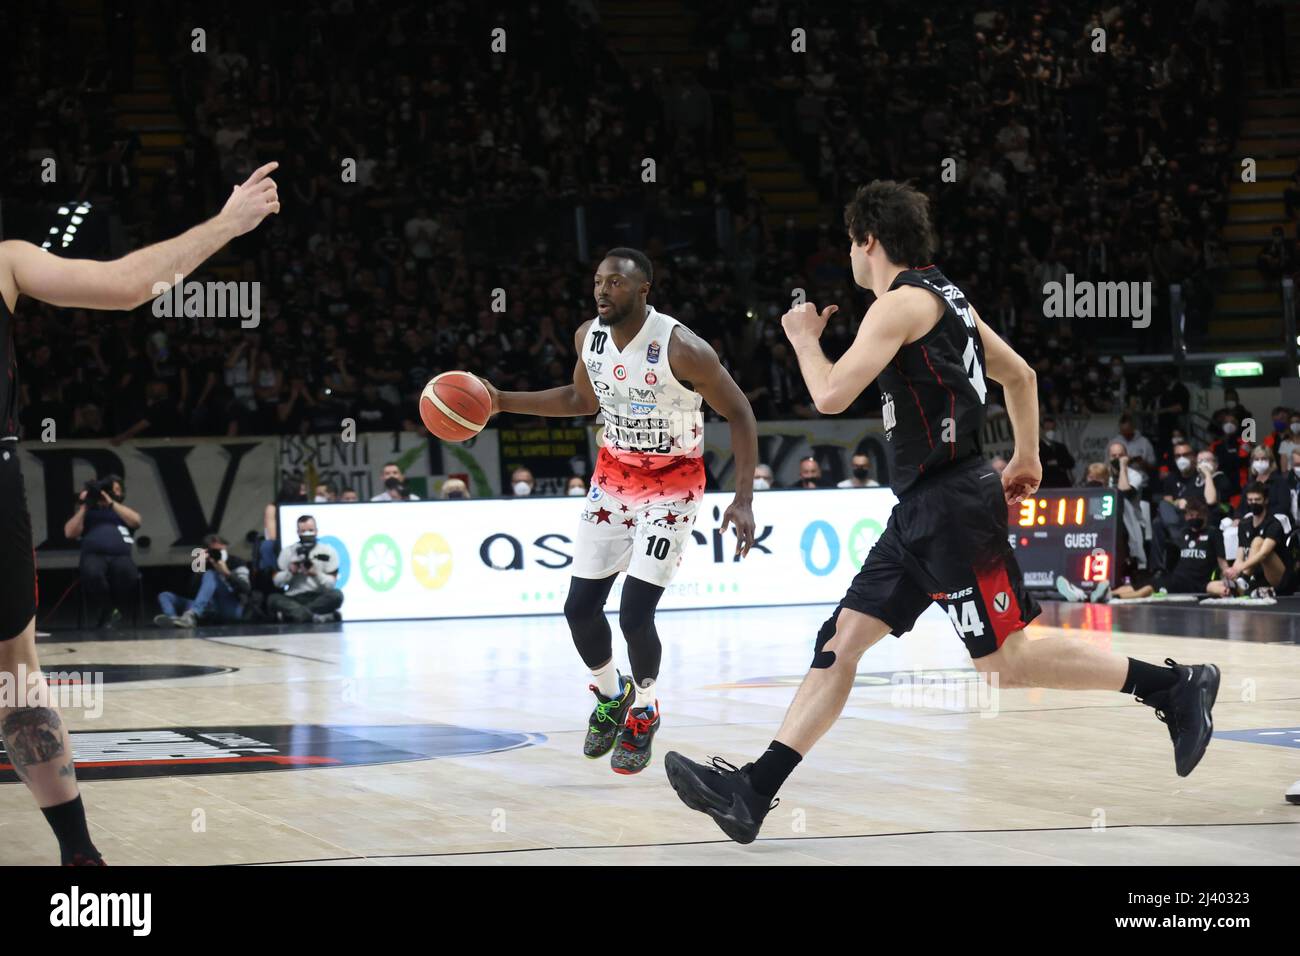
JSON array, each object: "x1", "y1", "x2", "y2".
[
  {"x1": 646, "y1": 340, "x2": 661, "y2": 364},
  {"x1": 586, "y1": 359, "x2": 602, "y2": 375}
]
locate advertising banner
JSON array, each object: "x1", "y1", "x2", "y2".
[{"x1": 277, "y1": 487, "x2": 902, "y2": 621}]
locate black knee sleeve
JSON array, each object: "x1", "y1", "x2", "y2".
[
  {"x1": 619, "y1": 576, "x2": 665, "y2": 686},
  {"x1": 565, "y1": 575, "x2": 617, "y2": 669},
  {"x1": 812, "y1": 605, "x2": 843, "y2": 669}
]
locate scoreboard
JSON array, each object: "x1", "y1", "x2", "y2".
[{"x1": 1007, "y1": 488, "x2": 1120, "y2": 590}]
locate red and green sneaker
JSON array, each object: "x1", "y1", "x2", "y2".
[
  {"x1": 584, "y1": 676, "x2": 634, "y2": 759},
  {"x1": 611, "y1": 703, "x2": 661, "y2": 775}
]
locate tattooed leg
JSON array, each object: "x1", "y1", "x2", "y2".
[{"x1": 1, "y1": 705, "x2": 79, "y2": 806}]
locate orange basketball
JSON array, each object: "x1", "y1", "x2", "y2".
[{"x1": 420, "y1": 371, "x2": 492, "y2": 442}]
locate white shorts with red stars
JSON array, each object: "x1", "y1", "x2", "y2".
[{"x1": 570, "y1": 446, "x2": 707, "y2": 587}]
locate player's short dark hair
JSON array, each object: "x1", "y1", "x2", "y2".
[
  {"x1": 1244, "y1": 482, "x2": 1268, "y2": 500},
  {"x1": 604, "y1": 247, "x2": 653, "y2": 285},
  {"x1": 843, "y1": 180, "x2": 936, "y2": 267}
]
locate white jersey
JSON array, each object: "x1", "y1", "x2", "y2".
[{"x1": 581, "y1": 306, "x2": 703, "y2": 469}]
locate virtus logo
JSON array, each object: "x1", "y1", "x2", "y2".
[{"x1": 151, "y1": 273, "x2": 261, "y2": 328}]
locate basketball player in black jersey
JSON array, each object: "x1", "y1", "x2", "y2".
[
  {"x1": 0, "y1": 162, "x2": 280, "y2": 863},
  {"x1": 664, "y1": 181, "x2": 1221, "y2": 844}
]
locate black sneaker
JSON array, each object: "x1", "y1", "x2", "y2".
[
  {"x1": 583, "y1": 676, "x2": 634, "y2": 759},
  {"x1": 1138, "y1": 658, "x2": 1220, "y2": 777},
  {"x1": 663, "y1": 752, "x2": 777, "y2": 844},
  {"x1": 611, "y1": 703, "x2": 660, "y2": 775}
]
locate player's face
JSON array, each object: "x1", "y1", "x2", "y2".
[
  {"x1": 594, "y1": 259, "x2": 644, "y2": 325},
  {"x1": 849, "y1": 236, "x2": 872, "y2": 290}
]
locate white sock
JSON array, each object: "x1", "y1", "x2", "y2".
[
  {"x1": 590, "y1": 660, "x2": 620, "y2": 698},
  {"x1": 634, "y1": 678, "x2": 656, "y2": 712}
]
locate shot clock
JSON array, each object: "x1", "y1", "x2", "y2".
[{"x1": 1006, "y1": 488, "x2": 1120, "y2": 590}]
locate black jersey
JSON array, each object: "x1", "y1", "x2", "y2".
[
  {"x1": 877, "y1": 266, "x2": 989, "y2": 495},
  {"x1": 1167, "y1": 525, "x2": 1223, "y2": 592},
  {"x1": 1, "y1": 296, "x2": 16, "y2": 439},
  {"x1": 1239, "y1": 513, "x2": 1293, "y2": 571}
]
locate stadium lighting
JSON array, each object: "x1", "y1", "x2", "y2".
[{"x1": 1214, "y1": 361, "x2": 1262, "y2": 378}]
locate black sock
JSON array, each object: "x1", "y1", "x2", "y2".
[
  {"x1": 1121, "y1": 658, "x2": 1179, "y2": 698},
  {"x1": 748, "y1": 740, "x2": 802, "y2": 797},
  {"x1": 41, "y1": 795, "x2": 100, "y2": 864}
]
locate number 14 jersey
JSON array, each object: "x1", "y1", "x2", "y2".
[{"x1": 877, "y1": 265, "x2": 989, "y2": 496}]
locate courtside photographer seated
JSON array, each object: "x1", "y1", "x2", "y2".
[
  {"x1": 268, "y1": 515, "x2": 344, "y2": 623},
  {"x1": 154, "y1": 533, "x2": 251, "y2": 627}
]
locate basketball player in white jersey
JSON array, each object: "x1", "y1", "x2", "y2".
[
  {"x1": 478, "y1": 247, "x2": 759, "y2": 773},
  {"x1": 0, "y1": 162, "x2": 280, "y2": 863}
]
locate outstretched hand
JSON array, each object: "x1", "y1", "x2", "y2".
[{"x1": 220, "y1": 162, "x2": 281, "y2": 237}]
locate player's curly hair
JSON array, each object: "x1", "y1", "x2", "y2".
[{"x1": 843, "y1": 180, "x2": 936, "y2": 267}]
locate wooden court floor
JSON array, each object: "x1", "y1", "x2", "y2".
[{"x1": 2, "y1": 602, "x2": 1297, "y2": 865}]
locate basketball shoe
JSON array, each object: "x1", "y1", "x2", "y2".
[
  {"x1": 664, "y1": 752, "x2": 776, "y2": 844},
  {"x1": 583, "y1": 675, "x2": 635, "y2": 759},
  {"x1": 610, "y1": 703, "x2": 660, "y2": 774},
  {"x1": 1137, "y1": 658, "x2": 1220, "y2": 776}
]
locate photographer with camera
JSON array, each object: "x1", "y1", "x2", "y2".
[
  {"x1": 370, "y1": 462, "x2": 420, "y2": 501},
  {"x1": 154, "y1": 533, "x2": 251, "y2": 627},
  {"x1": 63, "y1": 474, "x2": 142, "y2": 628},
  {"x1": 267, "y1": 515, "x2": 344, "y2": 623}
]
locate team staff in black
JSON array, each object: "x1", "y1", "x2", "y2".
[
  {"x1": 1108, "y1": 498, "x2": 1229, "y2": 598},
  {"x1": 0, "y1": 160, "x2": 279, "y2": 865},
  {"x1": 1227, "y1": 482, "x2": 1296, "y2": 595},
  {"x1": 665, "y1": 180, "x2": 1220, "y2": 845}
]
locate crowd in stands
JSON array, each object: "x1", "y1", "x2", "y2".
[{"x1": 2, "y1": 0, "x2": 1278, "y2": 468}]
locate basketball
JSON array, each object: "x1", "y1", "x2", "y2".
[{"x1": 419, "y1": 371, "x2": 492, "y2": 442}]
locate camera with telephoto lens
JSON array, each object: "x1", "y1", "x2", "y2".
[{"x1": 83, "y1": 477, "x2": 116, "y2": 508}]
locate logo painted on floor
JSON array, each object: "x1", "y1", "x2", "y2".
[
  {"x1": 706, "y1": 669, "x2": 980, "y2": 689},
  {"x1": 0, "y1": 724, "x2": 544, "y2": 783},
  {"x1": 46, "y1": 664, "x2": 236, "y2": 684},
  {"x1": 1214, "y1": 727, "x2": 1300, "y2": 750}
]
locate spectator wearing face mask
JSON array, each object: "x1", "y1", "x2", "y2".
[
  {"x1": 1159, "y1": 428, "x2": 1189, "y2": 476},
  {"x1": 1038, "y1": 416, "x2": 1075, "y2": 487},
  {"x1": 510, "y1": 466, "x2": 536, "y2": 497},
  {"x1": 1190, "y1": 449, "x2": 1230, "y2": 519},
  {"x1": 836, "y1": 453, "x2": 879, "y2": 488},
  {"x1": 1210, "y1": 415, "x2": 1249, "y2": 495},
  {"x1": 789, "y1": 456, "x2": 831, "y2": 489},
  {"x1": 371, "y1": 462, "x2": 421, "y2": 501},
  {"x1": 566, "y1": 476, "x2": 588, "y2": 497},
  {"x1": 1225, "y1": 483, "x2": 1296, "y2": 596},
  {"x1": 441, "y1": 478, "x2": 470, "y2": 499},
  {"x1": 1264, "y1": 405, "x2": 1296, "y2": 456},
  {"x1": 1215, "y1": 390, "x2": 1251, "y2": 429},
  {"x1": 1161, "y1": 441, "x2": 1200, "y2": 510},
  {"x1": 313, "y1": 482, "x2": 336, "y2": 503},
  {"x1": 1278, "y1": 412, "x2": 1300, "y2": 462},
  {"x1": 1239, "y1": 445, "x2": 1290, "y2": 520},
  {"x1": 753, "y1": 464, "x2": 775, "y2": 491}
]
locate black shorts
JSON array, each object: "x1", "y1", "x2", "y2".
[
  {"x1": 836, "y1": 456, "x2": 1040, "y2": 658},
  {"x1": 0, "y1": 443, "x2": 38, "y2": 639},
  {"x1": 1150, "y1": 570, "x2": 1210, "y2": 595}
]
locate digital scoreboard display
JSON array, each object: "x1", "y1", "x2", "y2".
[{"x1": 1006, "y1": 488, "x2": 1120, "y2": 590}]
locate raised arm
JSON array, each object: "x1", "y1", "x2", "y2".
[{"x1": 0, "y1": 162, "x2": 280, "y2": 312}]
